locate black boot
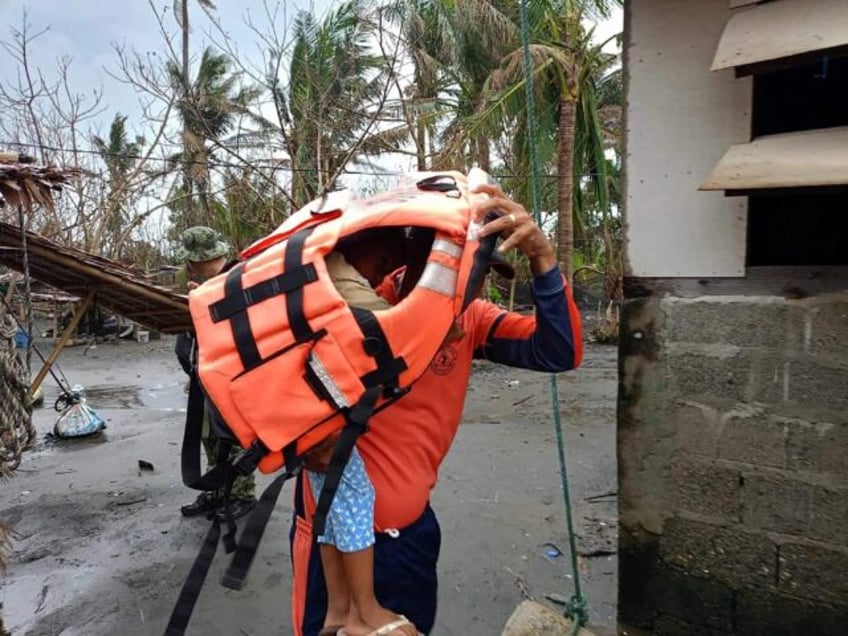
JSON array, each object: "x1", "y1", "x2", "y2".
[
  {"x1": 213, "y1": 497, "x2": 257, "y2": 521},
  {"x1": 180, "y1": 491, "x2": 221, "y2": 517}
]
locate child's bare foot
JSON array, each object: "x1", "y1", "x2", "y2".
[{"x1": 340, "y1": 609, "x2": 418, "y2": 636}]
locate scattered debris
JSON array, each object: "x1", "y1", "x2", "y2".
[
  {"x1": 576, "y1": 518, "x2": 617, "y2": 558},
  {"x1": 512, "y1": 394, "x2": 535, "y2": 407},
  {"x1": 543, "y1": 592, "x2": 567, "y2": 606},
  {"x1": 113, "y1": 497, "x2": 147, "y2": 507},
  {"x1": 539, "y1": 541, "x2": 564, "y2": 562},
  {"x1": 504, "y1": 566, "x2": 533, "y2": 600},
  {"x1": 585, "y1": 490, "x2": 617, "y2": 502}
]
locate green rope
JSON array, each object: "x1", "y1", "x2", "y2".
[
  {"x1": 517, "y1": 2, "x2": 543, "y2": 225},
  {"x1": 518, "y1": 1, "x2": 588, "y2": 633},
  {"x1": 550, "y1": 375, "x2": 588, "y2": 632}
]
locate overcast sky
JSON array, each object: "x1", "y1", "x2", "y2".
[
  {"x1": 0, "y1": 0, "x2": 622, "y2": 143},
  {"x1": 0, "y1": 1, "x2": 334, "y2": 135}
]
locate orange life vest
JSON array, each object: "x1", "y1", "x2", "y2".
[
  {"x1": 188, "y1": 169, "x2": 500, "y2": 480},
  {"x1": 165, "y1": 170, "x2": 505, "y2": 635}
]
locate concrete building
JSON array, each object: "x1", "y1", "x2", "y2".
[{"x1": 619, "y1": 1, "x2": 848, "y2": 634}]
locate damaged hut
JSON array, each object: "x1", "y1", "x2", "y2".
[{"x1": 0, "y1": 151, "x2": 81, "y2": 476}]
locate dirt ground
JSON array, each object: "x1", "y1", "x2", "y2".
[{"x1": 0, "y1": 335, "x2": 617, "y2": 636}]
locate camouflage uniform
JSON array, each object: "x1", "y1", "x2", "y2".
[{"x1": 175, "y1": 227, "x2": 256, "y2": 514}]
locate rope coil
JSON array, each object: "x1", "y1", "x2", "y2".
[{"x1": 0, "y1": 349, "x2": 36, "y2": 476}]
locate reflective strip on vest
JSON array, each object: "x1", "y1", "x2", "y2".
[
  {"x1": 308, "y1": 351, "x2": 350, "y2": 409},
  {"x1": 418, "y1": 261, "x2": 458, "y2": 297},
  {"x1": 432, "y1": 238, "x2": 463, "y2": 259}
]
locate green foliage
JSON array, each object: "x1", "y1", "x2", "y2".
[
  {"x1": 286, "y1": 1, "x2": 391, "y2": 205},
  {"x1": 167, "y1": 47, "x2": 262, "y2": 229}
]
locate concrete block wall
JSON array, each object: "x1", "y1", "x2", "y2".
[{"x1": 618, "y1": 293, "x2": 848, "y2": 635}]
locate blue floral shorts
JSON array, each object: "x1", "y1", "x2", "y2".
[{"x1": 307, "y1": 447, "x2": 375, "y2": 553}]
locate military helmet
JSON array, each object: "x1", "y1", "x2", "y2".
[{"x1": 175, "y1": 226, "x2": 230, "y2": 263}]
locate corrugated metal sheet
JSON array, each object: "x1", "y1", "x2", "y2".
[
  {"x1": 700, "y1": 126, "x2": 848, "y2": 191},
  {"x1": 712, "y1": 0, "x2": 848, "y2": 71}
]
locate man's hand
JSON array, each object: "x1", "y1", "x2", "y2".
[{"x1": 471, "y1": 182, "x2": 557, "y2": 275}]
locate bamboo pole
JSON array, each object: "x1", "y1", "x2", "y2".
[{"x1": 28, "y1": 289, "x2": 95, "y2": 399}]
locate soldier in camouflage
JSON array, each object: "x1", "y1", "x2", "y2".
[{"x1": 174, "y1": 226, "x2": 257, "y2": 520}]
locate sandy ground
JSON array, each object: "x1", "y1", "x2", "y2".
[{"x1": 0, "y1": 335, "x2": 617, "y2": 636}]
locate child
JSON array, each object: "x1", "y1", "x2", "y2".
[{"x1": 309, "y1": 233, "x2": 419, "y2": 636}]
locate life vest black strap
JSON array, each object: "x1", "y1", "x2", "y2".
[
  {"x1": 212, "y1": 226, "x2": 316, "y2": 373},
  {"x1": 181, "y1": 374, "x2": 232, "y2": 492},
  {"x1": 221, "y1": 467, "x2": 296, "y2": 590},
  {"x1": 209, "y1": 264, "x2": 318, "y2": 323},
  {"x1": 416, "y1": 174, "x2": 459, "y2": 193},
  {"x1": 163, "y1": 519, "x2": 221, "y2": 636},
  {"x1": 285, "y1": 228, "x2": 315, "y2": 342},
  {"x1": 350, "y1": 306, "x2": 408, "y2": 389},
  {"x1": 312, "y1": 385, "x2": 382, "y2": 538},
  {"x1": 224, "y1": 263, "x2": 262, "y2": 370},
  {"x1": 462, "y1": 209, "x2": 501, "y2": 311}
]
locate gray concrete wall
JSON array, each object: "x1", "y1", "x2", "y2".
[{"x1": 618, "y1": 292, "x2": 848, "y2": 634}]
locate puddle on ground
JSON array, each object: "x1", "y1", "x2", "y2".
[
  {"x1": 41, "y1": 431, "x2": 109, "y2": 451},
  {"x1": 69, "y1": 384, "x2": 185, "y2": 411},
  {"x1": 81, "y1": 385, "x2": 144, "y2": 409}
]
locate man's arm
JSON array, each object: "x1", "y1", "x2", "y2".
[
  {"x1": 472, "y1": 266, "x2": 582, "y2": 372},
  {"x1": 468, "y1": 182, "x2": 583, "y2": 372}
]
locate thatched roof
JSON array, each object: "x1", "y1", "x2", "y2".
[
  {"x1": 0, "y1": 223, "x2": 191, "y2": 334},
  {"x1": 0, "y1": 153, "x2": 83, "y2": 212},
  {"x1": 0, "y1": 154, "x2": 190, "y2": 333}
]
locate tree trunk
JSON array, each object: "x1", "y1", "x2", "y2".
[
  {"x1": 478, "y1": 134, "x2": 491, "y2": 172},
  {"x1": 556, "y1": 96, "x2": 577, "y2": 285},
  {"x1": 416, "y1": 116, "x2": 426, "y2": 171},
  {"x1": 180, "y1": 0, "x2": 195, "y2": 226}
]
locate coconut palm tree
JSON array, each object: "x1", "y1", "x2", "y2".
[
  {"x1": 430, "y1": 0, "x2": 519, "y2": 171},
  {"x1": 519, "y1": 0, "x2": 621, "y2": 283},
  {"x1": 461, "y1": 0, "x2": 621, "y2": 283},
  {"x1": 282, "y1": 1, "x2": 397, "y2": 205},
  {"x1": 173, "y1": 0, "x2": 216, "y2": 223},
  {"x1": 381, "y1": 0, "x2": 455, "y2": 170},
  {"x1": 91, "y1": 113, "x2": 145, "y2": 258},
  {"x1": 167, "y1": 47, "x2": 261, "y2": 227}
]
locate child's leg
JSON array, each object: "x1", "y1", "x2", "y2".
[
  {"x1": 339, "y1": 545, "x2": 378, "y2": 612},
  {"x1": 308, "y1": 470, "x2": 349, "y2": 631},
  {"x1": 318, "y1": 544, "x2": 350, "y2": 629},
  {"x1": 339, "y1": 546, "x2": 416, "y2": 634},
  {"x1": 329, "y1": 452, "x2": 417, "y2": 635}
]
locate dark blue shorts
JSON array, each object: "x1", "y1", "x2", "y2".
[{"x1": 289, "y1": 473, "x2": 441, "y2": 636}]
